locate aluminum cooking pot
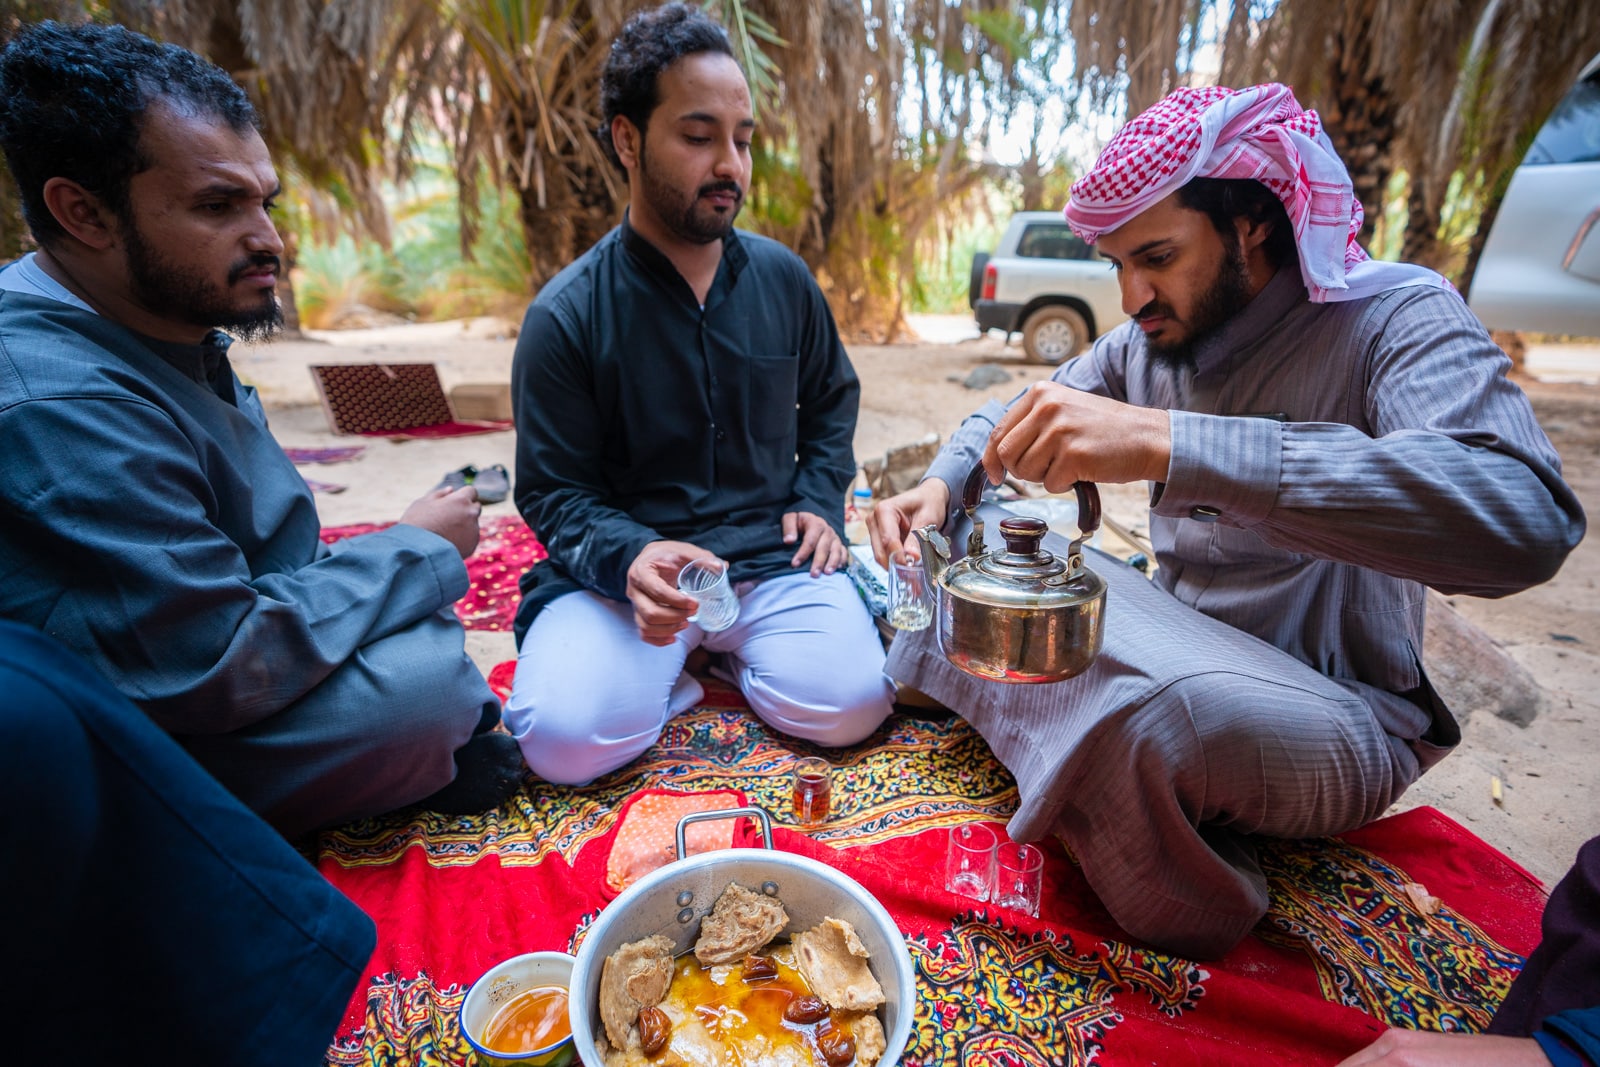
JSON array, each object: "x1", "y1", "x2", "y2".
[
  {"x1": 910, "y1": 463, "x2": 1106, "y2": 684},
  {"x1": 567, "y1": 808, "x2": 915, "y2": 1065}
]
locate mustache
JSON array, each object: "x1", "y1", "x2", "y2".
[
  {"x1": 698, "y1": 180, "x2": 743, "y2": 200},
  {"x1": 228, "y1": 254, "x2": 281, "y2": 284},
  {"x1": 1134, "y1": 300, "x2": 1176, "y2": 321}
]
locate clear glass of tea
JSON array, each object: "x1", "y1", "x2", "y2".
[{"x1": 790, "y1": 755, "x2": 832, "y2": 827}]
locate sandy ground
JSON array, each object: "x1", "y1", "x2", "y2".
[{"x1": 233, "y1": 316, "x2": 1600, "y2": 890}]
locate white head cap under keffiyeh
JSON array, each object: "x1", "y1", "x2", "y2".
[{"x1": 1064, "y1": 83, "x2": 1450, "y2": 303}]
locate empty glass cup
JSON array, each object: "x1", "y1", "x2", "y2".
[
  {"x1": 944, "y1": 823, "x2": 998, "y2": 902},
  {"x1": 888, "y1": 553, "x2": 933, "y2": 631},
  {"x1": 677, "y1": 559, "x2": 739, "y2": 633},
  {"x1": 993, "y1": 841, "x2": 1044, "y2": 917}
]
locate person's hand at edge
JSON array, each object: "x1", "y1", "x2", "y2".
[
  {"x1": 782, "y1": 510, "x2": 847, "y2": 577},
  {"x1": 868, "y1": 479, "x2": 950, "y2": 568},
  {"x1": 626, "y1": 540, "x2": 719, "y2": 647},
  {"x1": 981, "y1": 381, "x2": 1171, "y2": 493},
  {"x1": 398, "y1": 485, "x2": 481, "y2": 559},
  {"x1": 1335, "y1": 1029, "x2": 1552, "y2": 1067}
]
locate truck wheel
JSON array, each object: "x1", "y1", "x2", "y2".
[
  {"x1": 1021, "y1": 305, "x2": 1088, "y2": 364},
  {"x1": 968, "y1": 252, "x2": 990, "y2": 309}
]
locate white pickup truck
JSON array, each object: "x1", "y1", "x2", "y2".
[{"x1": 970, "y1": 211, "x2": 1125, "y2": 363}]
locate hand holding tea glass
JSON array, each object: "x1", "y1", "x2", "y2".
[
  {"x1": 887, "y1": 552, "x2": 933, "y2": 631},
  {"x1": 677, "y1": 558, "x2": 739, "y2": 633}
]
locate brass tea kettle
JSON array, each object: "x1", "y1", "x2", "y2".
[{"x1": 910, "y1": 464, "x2": 1106, "y2": 684}]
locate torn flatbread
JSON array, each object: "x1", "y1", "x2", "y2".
[
  {"x1": 693, "y1": 883, "x2": 789, "y2": 966},
  {"x1": 598, "y1": 934, "x2": 675, "y2": 1050},
  {"x1": 792, "y1": 917, "x2": 886, "y2": 1012}
]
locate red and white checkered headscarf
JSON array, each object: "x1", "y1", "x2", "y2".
[{"x1": 1064, "y1": 84, "x2": 1448, "y2": 303}]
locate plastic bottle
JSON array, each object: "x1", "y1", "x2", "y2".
[{"x1": 844, "y1": 486, "x2": 875, "y2": 545}]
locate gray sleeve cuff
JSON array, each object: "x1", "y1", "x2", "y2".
[
  {"x1": 923, "y1": 398, "x2": 1009, "y2": 530},
  {"x1": 1156, "y1": 410, "x2": 1283, "y2": 525}
]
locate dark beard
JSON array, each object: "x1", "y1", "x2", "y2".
[
  {"x1": 1141, "y1": 237, "x2": 1254, "y2": 374},
  {"x1": 638, "y1": 141, "x2": 743, "y2": 245},
  {"x1": 123, "y1": 219, "x2": 283, "y2": 342}
]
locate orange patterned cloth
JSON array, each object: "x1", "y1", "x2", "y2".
[{"x1": 603, "y1": 789, "x2": 749, "y2": 898}]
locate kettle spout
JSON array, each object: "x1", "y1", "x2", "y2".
[{"x1": 910, "y1": 525, "x2": 952, "y2": 584}]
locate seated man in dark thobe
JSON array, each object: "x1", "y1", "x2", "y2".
[
  {"x1": 0, "y1": 22, "x2": 524, "y2": 837},
  {"x1": 502, "y1": 3, "x2": 893, "y2": 785},
  {"x1": 871, "y1": 84, "x2": 1585, "y2": 958}
]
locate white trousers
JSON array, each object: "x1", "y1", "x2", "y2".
[{"x1": 504, "y1": 570, "x2": 894, "y2": 785}]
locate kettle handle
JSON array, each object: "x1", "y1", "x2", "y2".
[
  {"x1": 960, "y1": 463, "x2": 990, "y2": 515},
  {"x1": 1072, "y1": 481, "x2": 1101, "y2": 538},
  {"x1": 963, "y1": 463, "x2": 1102, "y2": 550}
]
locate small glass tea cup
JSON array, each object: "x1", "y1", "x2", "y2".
[
  {"x1": 677, "y1": 559, "x2": 739, "y2": 633},
  {"x1": 944, "y1": 823, "x2": 998, "y2": 902},
  {"x1": 887, "y1": 552, "x2": 933, "y2": 631},
  {"x1": 790, "y1": 755, "x2": 832, "y2": 827},
  {"x1": 993, "y1": 841, "x2": 1044, "y2": 918}
]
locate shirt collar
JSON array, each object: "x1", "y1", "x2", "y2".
[
  {"x1": 619, "y1": 210, "x2": 748, "y2": 309},
  {"x1": 137, "y1": 328, "x2": 237, "y2": 402},
  {"x1": 1188, "y1": 263, "x2": 1308, "y2": 375}
]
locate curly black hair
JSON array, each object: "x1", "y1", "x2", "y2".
[
  {"x1": 596, "y1": 2, "x2": 736, "y2": 172},
  {"x1": 1177, "y1": 177, "x2": 1299, "y2": 271},
  {"x1": 0, "y1": 21, "x2": 258, "y2": 247}
]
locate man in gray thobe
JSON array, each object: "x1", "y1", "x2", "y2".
[
  {"x1": 0, "y1": 22, "x2": 522, "y2": 837},
  {"x1": 871, "y1": 84, "x2": 1586, "y2": 958}
]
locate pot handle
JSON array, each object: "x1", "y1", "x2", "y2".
[{"x1": 675, "y1": 806, "x2": 774, "y2": 860}]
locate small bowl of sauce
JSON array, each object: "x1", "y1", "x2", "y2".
[{"x1": 460, "y1": 951, "x2": 576, "y2": 1066}]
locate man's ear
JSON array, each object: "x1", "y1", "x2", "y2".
[
  {"x1": 1234, "y1": 211, "x2": 1273, "y2": 257},
  {"x1": 40, "y1": 177, "x2": 119, "y2": 251},
  {"x1": 611, "y1": 115, "x2": 643, "y2": 172}
]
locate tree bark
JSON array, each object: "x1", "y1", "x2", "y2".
[
  {"x1": 1399, "y1": 174, "x2": 1442, "y2": 269},
  {"x1": 1318, "y1": 68, "x2": 1395, "y2": 248}
]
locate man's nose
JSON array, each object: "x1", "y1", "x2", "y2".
[
  {"x1": 247, "y1": 207, "x2": 285, "y2": 256},
  {"x1": 713, "y1": 138, "x2": 743, "y2": 180},
  {"x1": 1119, "y1": 269, "x2": 1151, "y2": 317}
]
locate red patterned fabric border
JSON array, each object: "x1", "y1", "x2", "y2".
[
  {"x1": 316, "y1": 682, "x2": 1543, "y2": 1066},
  {"x1": 320, "y1": 515, "x2": 543, "y2": 632}
]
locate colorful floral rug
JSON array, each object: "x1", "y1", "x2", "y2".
[{"x1": 315, "y1": 677, "x2": 1545, "y2": 1066}]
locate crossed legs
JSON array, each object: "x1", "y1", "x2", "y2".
[{"x1": 504, "y1": 570, "x2": 894, "y2": 785}]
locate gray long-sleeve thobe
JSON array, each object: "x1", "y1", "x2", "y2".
[
  {"x1": 889, "y1": 266, "x2": 1585, "y2": 956},
  {"x1": 0, "y1": 283, "x2": 496, "y2": 834}
]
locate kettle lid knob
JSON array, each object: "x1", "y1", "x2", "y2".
[{"x1": 998, "y1": 516, "x2": 1048, "y2": 555}]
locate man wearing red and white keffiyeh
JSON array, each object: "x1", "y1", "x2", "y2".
[
  {"x1": 870, "y1": 83, "x2": 1585, "y2": 959},
  {"x1": 1063, "y1": 83, "x2": 1449, "y2": 304}
]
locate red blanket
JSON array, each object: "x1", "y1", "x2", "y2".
[
  {"x1": 316, "y1": 679, "x2": 1544, "y2": 1066},
  {"x1": 322, "y1": 516, "x2": 542, "y2": 632}
]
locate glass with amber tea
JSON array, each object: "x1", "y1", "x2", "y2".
[{"x1": 790, "y1": 756, "x2": 832, "y2": 827}]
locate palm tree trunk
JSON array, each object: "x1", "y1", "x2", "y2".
[{"x1": 1400, "y1": 175, "x2": 1442, "y2": 268}]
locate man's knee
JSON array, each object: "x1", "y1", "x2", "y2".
[
  {"x1": 514, "y1": 721, "x2": 640, "y2": 787},
  {"x1": 504, "y1": 680, "x2": 655, "y2": 787},
  {"x1": 747, "y1": 663, "x2": 895, "y2": 747}
]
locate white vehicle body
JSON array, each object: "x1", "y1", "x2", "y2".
[
  {"x1": 1469, "y1": 54, "x2": 1600, "y2": 337},
  {"x1": 971, "y1": 211, "x2": 1125, "y2": 363}
]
